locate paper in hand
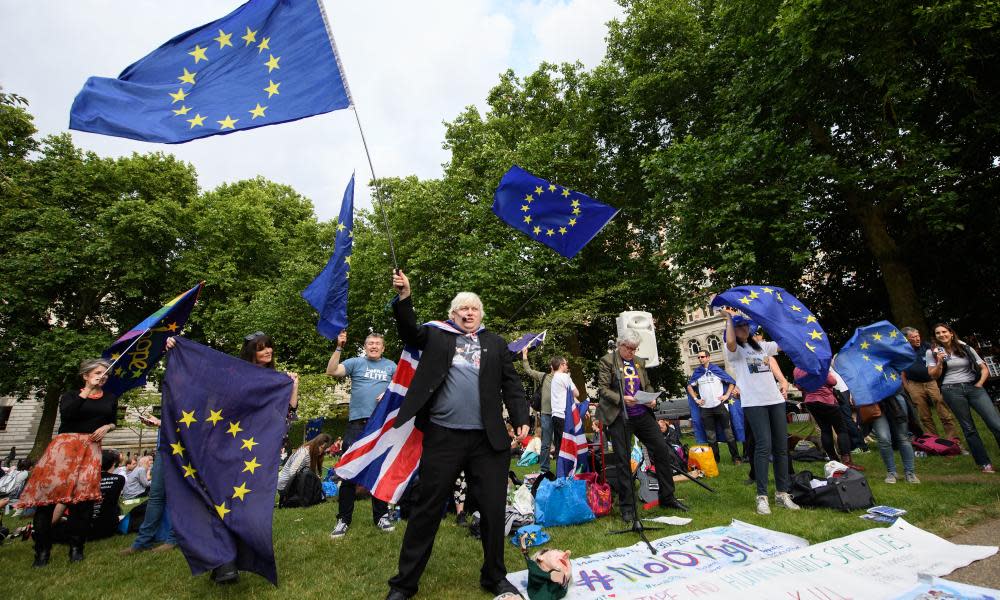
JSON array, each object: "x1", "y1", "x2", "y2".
[{"x1": 633, "y1": 390, "x2": 662, "y2": 406}]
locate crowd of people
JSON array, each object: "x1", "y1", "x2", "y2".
[{"x1": 3, "y1": 270, "x2": 999, "y2": 600}]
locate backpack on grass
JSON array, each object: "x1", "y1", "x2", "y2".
[{"x1": 911, "y1": 434, "x2": 961, "y2": 456}]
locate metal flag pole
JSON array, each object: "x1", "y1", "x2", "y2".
[{"x1": 315, "y1": 0, "x2": 399, "y2": 271}]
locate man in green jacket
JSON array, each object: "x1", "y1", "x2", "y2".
[
  {"x1": 522, "y1": 347, "x2": 556, "y2": 473},
  {"x1": 598, "y1": 332, "x2": 688, "y2": 522}
]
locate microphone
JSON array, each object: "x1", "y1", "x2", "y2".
[{"x1": 607, "y1": 339, "x2": 616, "y2": 353}]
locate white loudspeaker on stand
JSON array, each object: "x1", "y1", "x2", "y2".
[{"x1": 615, "y1": 311, "x2": 659, "y2": 368}]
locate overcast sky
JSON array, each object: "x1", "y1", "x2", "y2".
[{"x1": 0, "y1": 0, "x2": 623, "y2": 221}]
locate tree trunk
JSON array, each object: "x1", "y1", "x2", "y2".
[
  {"x1": 846, "y1": 194, "x2": 930, "y2": 335},
  {"x1": 29, "y1": 386, "x2": 62, "y2": 459}
]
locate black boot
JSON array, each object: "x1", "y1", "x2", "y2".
[
  {"x1": 69, "y1": 545, "x2": 85, "y2": 562},
  {"x1": 211, "y1": 561, "x2": 239, "y2": 585},
  {"x1": 33, "y1": 549, "x2": 51, "y2": 568}
]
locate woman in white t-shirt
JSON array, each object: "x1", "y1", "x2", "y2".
[{"x1": 722, "y1": 309, "x2": 800, "y2": 515}]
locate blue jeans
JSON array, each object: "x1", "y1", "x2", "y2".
[
  {"x1": 538, "y1": 414, "x2": 553, "y2": 473},
  {"x1": 871, "y1": 395, "x2": 915, "y2": 476},
  {"x1": 940, "y1": 383, "x2": 1000, "y2": 467},
  {"x1": 133, "y1": 452, "x2": 176, "y2": 549},
  {"x1": 744, "y1": 403, "x2": 791, "y2": 496}
]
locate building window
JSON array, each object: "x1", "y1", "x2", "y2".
[
  {"x1": 688, "y1": 340, "x2": 702, "y2": 356},
  {"x1": 0, "y1": 405, "x2": 12, "y2": 432},
  {"x1": 707, "y1": 335, "x2": 721, "y2": 353}
]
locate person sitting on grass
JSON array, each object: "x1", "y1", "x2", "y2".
[
  {"x1": 121, "y1": 455, "x2": 152, "y2": 500},
  {"x1": 277, "y1": 433, "x2": 332, "y2": 500}
]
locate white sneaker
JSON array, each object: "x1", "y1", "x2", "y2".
[
  {"x1": 905, "y1": 472, "x2": 920, "y2": 484},
  {"x1": 755, "y1": 495, "x2": 771, "y2": 515},
  {"x1": 884, "y1": 473, "x2": 897, "y2": 484},
  {"x1": 330, "y1": 520, "x2": 349, "y2": 539},
  {"x1": 775, "y1": 492, "x2": 800, "y2": 510},
  {"x1": 377, "y1": 515, "x2": 395, "y2": 532}
]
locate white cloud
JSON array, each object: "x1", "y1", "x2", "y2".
[{"x1": 0, "y1": 0, "x2": 620, "y2": 221}]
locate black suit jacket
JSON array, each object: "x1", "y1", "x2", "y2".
[{"x1": 392, "y1": 296, "x2": 528, "y2": 452}]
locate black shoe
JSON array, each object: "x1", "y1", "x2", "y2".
[
  {"x1": 211, "y1": 561, "x2": 239, "y2": 585},
  {"x1": 456, "y1": 511, "x2": 468, "y2": 526},
  {"x1": 32, "y1": 549, "x2": 50, "y2": 568},
  {"x1": 662, "y1": 498, "x2": 689, "y2": 512},
  {"x1": 385, "y1": 589, "x2": 410, "y2": 600},
  {"x1": 482, "y1": 578, "x2": 521, "y2": 597},
  {"x1": 69, "y1": 545, "x2": 85, "y2": 562}
]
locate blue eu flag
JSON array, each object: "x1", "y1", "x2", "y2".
[
  {"x1": 302, "y1": 175, "x2": 354, "y2": 340},
  {"x1": 711, "y1": 286, "x2": 833, "y2": 391},
  {"x1": 161, "y1": 338, "x2": 293, "y2": 584},
  {"x1": 833, "y1": 321, "x2": 915, "y2": 406},
  {"x1": 70, "y1": 0, "x2": 351, "y2": 143},
  {"x1": 492, "y1": 166, "x2": 619, "y2": 258}
]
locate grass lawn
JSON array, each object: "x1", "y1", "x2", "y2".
[{"x1": 2, "y1": 428, "x2": 999, "y2": 600}]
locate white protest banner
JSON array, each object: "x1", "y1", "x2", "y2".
[
  {"x1": 891, "y1": 574, "x2": 1000, "y2": 599},
  {"x1": 632, "y1": 518, "x2": 997, "y2": 600},
  {"x1": 510, "y1": 520, "x2": 809, "y2": 599}
]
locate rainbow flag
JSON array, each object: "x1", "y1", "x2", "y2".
[{"x1": 102, "y1": 282, "x2": 203, "y2": 396}]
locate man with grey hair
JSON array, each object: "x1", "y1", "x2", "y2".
[
  {"x1": 385, "y1": 271, "x2": 528, "y2": 600},
  {"x1": 901, "y1": 326, "x2": 959, "y2": 442},
  {"x1": 599, "y1": 331, "x2": 688, "y2": 523},
  {"x1": 327, "y1": 329, "x2": 397, "y2": 538}
]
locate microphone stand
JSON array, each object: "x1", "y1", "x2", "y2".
[{"x1": 607, "y1": 345, "x2": 661, "y2": 554}]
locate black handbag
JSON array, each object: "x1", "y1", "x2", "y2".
[{"x1": 791, "y1": 469, "x2": 875, "y2": 512}]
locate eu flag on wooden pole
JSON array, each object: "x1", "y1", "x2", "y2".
[
  {"x1": 102, "y1": 282, "x2": 203, "y2": 397},
  {"x1": 492, "y1": 166, "x2": 619, "y2": 258},
  {"x1": 302, "y1": 175, "x2": 354, "y2": 340},
  {"x1": 70, "y1": 0, "x2": 352, "y2": 143}
]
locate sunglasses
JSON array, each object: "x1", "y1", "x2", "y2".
[
  {"x1": 698, "y1": 355, "x2": 709, "y2": 359},
  {"x1": 244, "y1": 331, "x2": 266, "y2": 341}
]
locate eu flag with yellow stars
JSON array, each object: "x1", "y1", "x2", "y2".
[
  {"x1": 70, "y1": 0, "x2": 351, "y2": 143},
  {"x1": 161, "y1": 337, "x2": 293, "y2": 584},
  {"x1": 301, "y1": 174, "x2": 353, "y2": 340},
  {"x1": 102, "y1": 282, "x2": 203, "y2": 397},
  {"x1": 833, "y1": 321, "x2": 915, "y2": 406},
  {"x1": 492, "y1": 165, "x2": 619, "y2": 259},
  {"x1": 711, "y1": 285, "x2": 833, "y2": 391}
]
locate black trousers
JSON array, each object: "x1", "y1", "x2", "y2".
[
  {"x1": 606, "y1": 409, "x2": 677, "y2": 513},
  {"x1": 338, "y1": 418, "x2": 388, "y2": 524},
  {"x1": 804, "y1": 401, "x2": 851, "y2": 460},
  {"x1": 700, "y1": 405, "x2": 740, "y2": 463},
  {"x1": 550, "y1": 416, "x2": 565, "y2": 463},
  {"x1": 389, "y1": 423, "x2": 511, "y2": 597},
  {"x1": 33, "y1": 502, "x2": 94, "y2": 553}
]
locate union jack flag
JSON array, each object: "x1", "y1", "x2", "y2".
[
  {"x1": 334, "y1": 347, "x2": 424, "y2": 503},
  {"x1": 556, "y1": 399, "x2": 590, "y2": 478}
]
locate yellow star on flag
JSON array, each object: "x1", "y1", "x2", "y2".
[
  {"x1": 110, "y1": 353, "x2": 121, "y2": 361},
  {"x1": 546, "y1": 228, "x2": 555, "y2": 236},
  {"x1": 805, "y1": 315, "x2": 818, "y2": 323},
  {"x1": 241, "y1": 27, "x2": 257, "y2": 46},
  {"x1": 166, "y1": 322, "x2": 179, "y2": 332},
  {"x1": 872, "y1": 332, "x2": 883, "y2": 341},
  {"x1": 265, "y1": 54, "x2": 281, "y2": 73},
  {"x1": 179, "y1": 410, "x2": 197, "y2": 427},
  {"x1": 862, "y1": 354, "x2": 871, "y2": 361},
  {"x1": 217, "y1": 115, "x2": 238, "y2": 130},
  {"x1": 206, "y1": 409, "x2": 223, "y2": 426},
  {"x1": 805, "y1": 342, "x2": 817, "y2": 352},
  {"x1": 570, "y1": 199, "x2": 580, "y2": 208},
  {"x1": 532, "y1": 226, "x2": 541, "y2": 235},
  {"x1": 874, "y1": 364, "x2": 884, "y2": 372},
  {"x1": 548, "y1": 184, "x2": 556, "y2": 192},
  {"x1": 739, "y1": 296, "x2": 752, "y2": 305},
  {"x1": 243, "y1": 457, "x2": 261, "y2": 474},
  {"x1": 344, "y1": 256, "x2": 352, "y2": 266},
  {"x1": 169, "y1": 88, "x2": 188, "y2": 103},
  {"x1": 337, "y1": 222, "x2": 346, "y2": 232},
  {"x1": 749, "y1": 290, "x2": 760, "y2": 299},
  {"x1": 241, "y1": 437, "x2": 258, "y2": 452},
  {"x1": 170, "y1": 441, "x2": 185, "y2": 456},
  {"x1": 776, "y1": 293, "x2": 784, "y2": 302},
  {"x1": 809, "y1": 329, "x2": 824, "y2": 340},
  {"x1": 172, "y1": 105, "x2": 191, "y2": 116},
  {"x1": 213, "y1": 29, "x2": 233, "y2": 49},
  {"x1": 534, "y1": 186, "x2": 543, "y2": 194},
  {"x1": 568, "y1": 218, "x2": 577, "y2": 226},
  {"x1": 889, "y1": 330, "x2": 899, "y2": 338},
  {"x1": 178, "y1": 68, "x2": 196, "y2": 85},
  {"x1": 227, "y1": 421, "x2": 243, "y2": 437},
  {"x1": 559, "y1": 227, "x2": 567, "y2": 235},
  {"x1": 790, "y1": 305, "x2": 803, "y2": 312},
  {"x1": 257, "y1": 37, "x2": 270, "y2": 54},
  {"x1": 232, "y1": 482, "x2": 251, "y2": 501},
  {"x1": 188, "y1": 44, "x2": 208, "y2": 63},
  {"x1": 572, "y1": 207, "x2": 581, "y2": 215},
  {"x1": 890, "y1": 372, "x2": 898, "y2": 380},
  {"x1": 524, "y1": 194, "x2": 533, "y2": 203},
  {"x1": 520, "y1": 205, "x2": 530, "y2": 212},
  {"x1": 762, "y1": 287, "x2": 774, "y2": 294},
  {"x1": 860, "y1": 340, "x2": 870, "y2": 350},
  {"x1": 215, "y1": 501, "x2": 231, "y2": 520},
  {"x1": 562, "y1": 189, "x2": 570, "y2": 197},
  {"x1": 187, "y1": 114, "x2": 206, "y2": 128},
  {"x1": 264, "y1": 80, "x2": 280, "y2": 98},
  {"x1": 249, "y1": 103, "x2": 267, "y2": 119},
  {"x1": 182, "y1": 463, "x2": 197, "y2": 478},
  {"x1": 114, "y1": 367, "x2": 124, "y2": 376},
  {"x1": 523, "y1": 216, "x2": 532, "y2": 224}
]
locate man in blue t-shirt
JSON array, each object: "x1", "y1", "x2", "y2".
[{"x1": 326, "y1": 331, "x2": 397, "y2": 539}]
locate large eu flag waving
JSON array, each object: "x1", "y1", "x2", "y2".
[
  {"x1": 161, "y1": 338, "x2": 293, "y2": 584},
  {"x1": 833, "y1": 321, "x2": 915, "y2": 406},
  {"x1": 711, "y1": 285, "x2": 832, "y2": 391},
  {"x1": 302, "y1": 174, "x2": 354, "y2": 339},
  {"x1": 70, "y1": 0, "x2": 351, "y2": 143},
  {"x1": 102, "y1": 282, "x2": 203, "y2": 397},
  {"x1": 492, "y1": 166, "x2": 619, "y2": 259}
]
